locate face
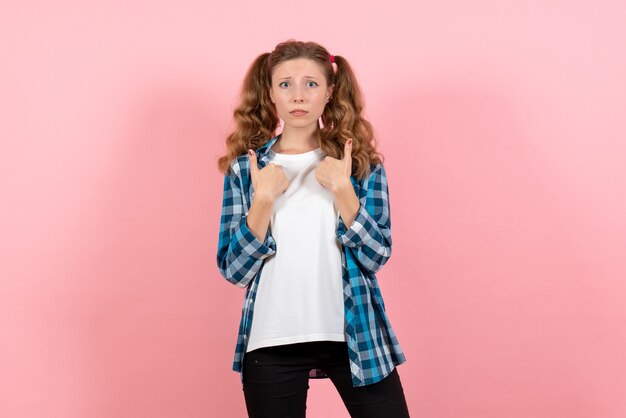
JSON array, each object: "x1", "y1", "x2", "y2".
[{"x1": 269, "y1": 58, "x2": 334, "y2": 130}]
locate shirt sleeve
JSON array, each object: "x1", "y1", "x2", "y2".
[
  {"x1": 216, "y1": 164, "x2": 276, "y2": 288},
  {"x1": 335, "y1": 163, "x2": 392, "y2": 276}
]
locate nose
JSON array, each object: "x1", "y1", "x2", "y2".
[{"x1": 292, "y1": 85, "x2": 304, "y2": 103}]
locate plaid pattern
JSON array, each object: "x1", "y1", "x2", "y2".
[{"x1": 216, "y1": 134, "x2": 406, "y2": 387}]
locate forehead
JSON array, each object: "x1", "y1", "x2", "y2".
[{"x1": 271, "y1": 58, "x2": 326, "y2": 80}]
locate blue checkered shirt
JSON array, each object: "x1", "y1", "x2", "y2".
[{"x1": 216, "y1": 134, "x2": 406, "y2": 387}]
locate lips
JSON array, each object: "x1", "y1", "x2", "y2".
[{"x1": 290, "y1": 109, "x2": 308, "y2": 116}]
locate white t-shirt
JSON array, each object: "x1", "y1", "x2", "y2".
[{"x1": 245, "y1": 146, "x2": 346, "y2": 352}]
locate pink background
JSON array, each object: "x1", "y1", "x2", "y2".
[{"x1": 2, "y1": 1, "x2": 626, "y2": 417}]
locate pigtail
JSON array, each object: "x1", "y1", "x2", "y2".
[
  {"x1": 217, "y1": 53, "x2": 280, "y2": 174},
  {"x1": 321, "y1": 55, "x2": 383, "y2": 180}
]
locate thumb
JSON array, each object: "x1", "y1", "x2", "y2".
[
  {"x1": 343, "y1": 138, "x2": 353, "y2": 171},
  {"x1": 248, "y1": 149, "x2": 258, "y2": 177}
]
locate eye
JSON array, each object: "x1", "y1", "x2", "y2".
[
  {"x1": 279, "y1": 81, "x2": 289, "y2": 88},
  {"x1": 307, "y1": 81, "x2": 318, "y2": 88}
]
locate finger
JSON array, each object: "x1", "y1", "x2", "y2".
[
  {"x1": 248, "y1": 149, "x2": 258, "y2": 178},
  {"x1": 343, "y1": 138, "x2": 353, "y2": 171}
]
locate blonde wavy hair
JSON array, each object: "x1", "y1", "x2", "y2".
[{"x1": 217, "y1": 39, "x2": 384, "y2": 181}]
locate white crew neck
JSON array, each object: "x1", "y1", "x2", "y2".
[{"x1": 270, "y1": 147, "x2": 323, "y2": 161}]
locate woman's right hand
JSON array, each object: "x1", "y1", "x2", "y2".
[{"x1": 248, "y1": 149, "x2": 289, "y2": 202}]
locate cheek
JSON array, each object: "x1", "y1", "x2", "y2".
[
  {"x1": 315, "y1": 98, "x2": 328, "y2": 113},
  {"x1": 315, "y1": 96, "x2": 324, "y2": 106},
  {"x1": 273, "y1": 96, "x2": 289, "y2": 112}
]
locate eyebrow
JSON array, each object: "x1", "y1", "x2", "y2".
[{"x1": 277, "y1": 75, "x2": 320, "y2": 80}]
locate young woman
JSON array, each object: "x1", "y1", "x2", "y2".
[{"x1": 216, "y1": 40, "x2": 410, "y2": 418}]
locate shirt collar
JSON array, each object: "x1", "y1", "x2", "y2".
[
  {"x1": 256, "y1": 133, "x2": 281, "y2": 167},
  {"x1": 255, "y1": 132, "x2": 330, "y2": 167}
]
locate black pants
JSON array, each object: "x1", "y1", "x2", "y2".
[{"x1": 242, "y1": 341, "x2": 410, "y2": 418}]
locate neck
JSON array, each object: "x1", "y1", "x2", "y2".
[{"x1": 275, "y1": 124, "x2": 320, "y2": 153}]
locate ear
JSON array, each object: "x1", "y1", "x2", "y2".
[
  {"x1": 327, "y1": 84, "x2": 334, "y2": 101},
  {"x1": 269, "y1": 86, "x2": 274, "y2": 103}
]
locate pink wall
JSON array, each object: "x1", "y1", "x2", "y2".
[{"x1": 2, "y1": 1, "x2": 625, "y2": 417}]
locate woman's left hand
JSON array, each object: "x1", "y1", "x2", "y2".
[{"x1": 316, "y1": 138, "x2": 353, "y2": 192}]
